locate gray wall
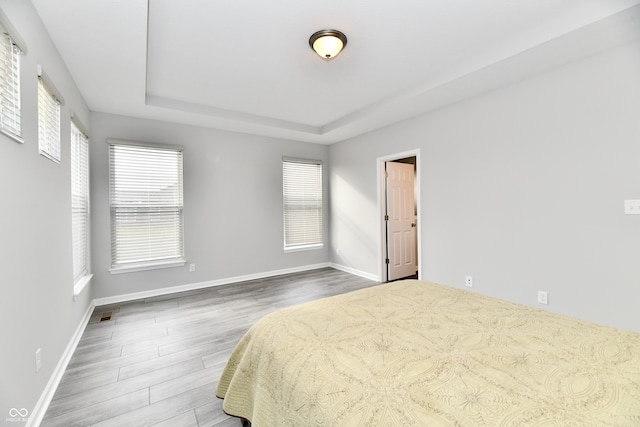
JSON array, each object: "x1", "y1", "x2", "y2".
[
  {"x1": 0, "y1": 0, "x2": 92, "y2": 422},
  {"x1": 2, "y1": 2, "x2": 639, "y2": 421},
  {"x1": 330, "y1": 40, "x2": 640, "y2": 333},
  {"x1": 89, "y1": 113, "x2": 330, "y2": 299}
]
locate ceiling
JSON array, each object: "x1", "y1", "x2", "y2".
[{"x1": 31, "y1": 0, "x2": 640, "y2": 144}]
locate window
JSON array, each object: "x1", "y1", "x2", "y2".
[
  {"x1": 38, "y1": 75, "x2": 61, "y2": 162},
  {"x1": 109, "y1": 140, "x2": 185, "y2": 272},
  {"x1": 283, "y1": 158, "x2": 323, "y2": 251},
  {"x1": 71, "y1": 120, "x2": 90, "y2": 288},
  {"x1": 0, "y1": 22, "x2": 23, "y2": 141}
]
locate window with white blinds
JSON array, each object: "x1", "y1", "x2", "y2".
[
  {"x1": 0, "y1": 23, "x2": 22, "y2": 141},
  {"x1": 38, "y1": 76, "x2": 61, "y2": 162},
  {"x1": 109, "y1": 140, "x2": 185, "y2": 272},
  {"x1": 71, "y1": 120, "x2": 90, "y2": 284},
  {"x1": 283, "y1": 158, "x2": 323, "y2": 251}
]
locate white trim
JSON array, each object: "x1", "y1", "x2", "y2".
[
  {"x1": 283, "y1": 243, "x2": 323, "y2": 253},
  {"x1": 0, "y1": 8, "x2": 27, "y2": 53},
  {"x1": 109, "y1": 259, "x2": 186, "y2": 275},
  {"x1": 27, "y1": 302, "x2": 95, "y2": 427},
  {"x1": 37, "y1": 64, "x2": 65, "y2": 105},
  {"x1": 377, "y1": 149, "x2": 422, "y2": 283},
  {"x1": 0, "y1": 128, "x2": 24, "y2": 144},
  {"x1": 28, "y1": 263, "x2": 369, "y2": 425},
  {"x1": 73, "y1": 274, "x2": 93, "y2": 300},
  {"x1": 282, "y1": 156, "x2": 323, "y2": 165},
  {"x1": 106, "y1": 137, "x2": 183, "y2": 152},
  {"x1": 70, "y1": 112, "x2": 89, "y2": 137},
  {"x1": 93, "y1": 263, "x2": 331, "y2": 306},
  {"x1": 330, "y1": 262, "x2": 380, "y2": 282}
]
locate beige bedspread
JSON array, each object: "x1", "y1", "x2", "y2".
[{"x1": 216, "y1": 280, "x2": 640, "y2": 426}]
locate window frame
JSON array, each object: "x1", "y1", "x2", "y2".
[
  {"x1": 282, "y1": 157, "x2": 324, "y2": 252},
  {"x1": 37, "y1": 67, "x2": 63, "y2": 163},
  {"x1": 0, "y1": 18, "x2": 24, "y2": 143},
  {"x1": 108, "y1": 138, "x2": 186, "y2": 273},
  {"x1": 71, "y1": 118, "x2": 92, "y2": 296}
]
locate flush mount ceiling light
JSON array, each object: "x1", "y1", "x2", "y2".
[{"x1": 309, "y1": 29, "x2": 347, "y2": 61}]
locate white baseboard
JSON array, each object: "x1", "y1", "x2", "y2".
[
  {"x1": 27, "y1": 262, "x2": 361, "y2": 426},
  {"x1": 330, "y1": 262, "x2": 380, "y2": 282},
  {"x1": 27, "y1": 301, "x2": 95, "y2": 427},
  {"x1": 93, "y1": 262, "x2": 332, "y2": 307}
]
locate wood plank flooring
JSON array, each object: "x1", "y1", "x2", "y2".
[{"x1": 41, "y1": 268, "x2": 378, "y2": 427}]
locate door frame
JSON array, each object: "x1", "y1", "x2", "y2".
[{"x1": 377, "y1": 149, "x2": 422, "y2": 283}]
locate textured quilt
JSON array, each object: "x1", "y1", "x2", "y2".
[{"x1": 216, "y1": 280, "x2": 640, "y2": 426}]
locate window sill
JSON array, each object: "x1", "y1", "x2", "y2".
[
  {"x1": 109, "y1": 259, "x2": 186, "y2": 274},
  {"x1": 73, "y1": 274, "x2": 93, "y2": 300},
  {"x1": 1, "y1": 129, "x2": 24, "y2": 144},
  {"x1": 284, "y1": 243, "x2": 324, "y2": 253}
]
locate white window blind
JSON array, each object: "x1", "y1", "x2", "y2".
[
  {"x1": 283, "y1": 158, "x2": 323, "y2": 250},
  {"x1": 109, "y1": 141, "x2": 184, "y2": 271},
  {"x1": 38, "y1": 76, "x2": 61, "y2": 162},
  {"x1": 71, "y1": 120, "x2": 90, "y2": 283},
  {"x1": 0, "y1": 23, "x2": 22, "y2": 141}
]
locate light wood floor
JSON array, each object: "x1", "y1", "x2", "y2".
[{"x1": 41, "y1": 268, "x2": 378, "y2": 427}]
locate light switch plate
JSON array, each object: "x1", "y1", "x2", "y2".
[{"x1": 624, "y1": 200, "x2": 640, "y2": 215}]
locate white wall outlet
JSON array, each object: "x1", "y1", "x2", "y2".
[
  {"x1": 624, "y1": 200, "x2": 640, "y2": 214},
  {"x1": 189, "y1": 263, "x2": 196, "y2": 272},
  {"x1": 538, "y1": 291, "x2": 548, "y2": 305},
  {"x1": 465, "y1": 276, "x2": 473, "y2": 287},
  {"x1": 35, "y1": 348, "x2": 42, "y2": 372}
]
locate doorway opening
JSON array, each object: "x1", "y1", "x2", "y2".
[{"x1": 378, "y1": 150, "x2": 421, "y2": 283}]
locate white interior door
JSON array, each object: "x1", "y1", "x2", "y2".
[{"x1": 386, "y1": 161, "x2": 416, "y2": 281}]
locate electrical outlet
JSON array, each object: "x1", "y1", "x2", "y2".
[
  {"x1": 624, "y1": 200, "x2": 640, "y2": 214},
  {"x1": 35, "y1": 348, "x2": 42, "y2": 372},
  {"x1": 189, "y1": 264, "x2": 196, "y2": 272},
  {"x1": 538, "y1": 291, "x2": 548, "y2": 305},
  {"x1": 465, "y1": 276, "x2": 473, "y2": 287}
]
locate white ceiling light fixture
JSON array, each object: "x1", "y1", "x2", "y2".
[{"x1": 309, "y1": 29, "x2": 347, "y2": 61}]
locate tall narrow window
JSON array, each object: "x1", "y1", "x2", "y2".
[
  {"x1": 283, "y1": 158, "x2": 323, "y2": 251},
  {"x1": 38, "y1": 75, "x2": 61, "y2": 162},
  {"x1": 71, "y1": 120, "x2": 90, "y2": 286},
  {"x1": 0, "y1": 22, "x2": 23, "y2": 141},
  {"x1": 109, "y1": 140, "x2": 185, "y2": 272}
]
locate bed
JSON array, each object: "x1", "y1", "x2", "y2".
[{"x1": 216, "y1": 280, "x2": 640, "y2": 426}]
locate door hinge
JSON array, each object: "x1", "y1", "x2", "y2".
[
  {"x1": 385, "y1": 258, "x2": 389, "y2": 264},
  {"x1": 384, "y1": 215, "x2": 389, "y2": 221}
]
